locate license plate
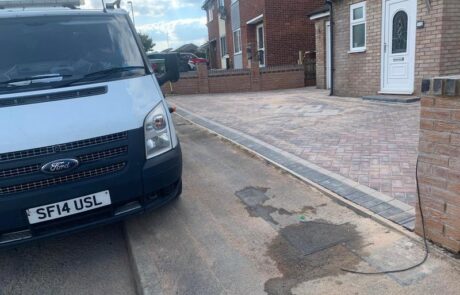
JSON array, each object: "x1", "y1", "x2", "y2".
[{"x1": 26, "y1": 191, "x2": 111, "y2": 224}]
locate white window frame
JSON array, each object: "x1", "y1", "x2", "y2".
[
  {"x1": 208, "y1": 3, "x2": 214, "y2": 23},
  {"x1": 349, "y1": 1, "x2": 366, "y2": 53},
  {"x1": 233, "y1": 29, "x2": 242, "y2": 54}
]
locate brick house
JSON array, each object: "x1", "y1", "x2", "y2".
[
  {"x1": 309, "y1": 0, "x2": 460, "y2": 97},
  {"x1": 202, "y1": 0, "x2": 323, "y2": 69}
]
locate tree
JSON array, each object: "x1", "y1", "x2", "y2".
[{"x1": 138, "y1": 32, "x2": 155, "y2": 52}]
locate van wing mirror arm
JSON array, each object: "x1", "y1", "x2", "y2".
[{"x1": 152, "y1": 53, "x2": 180, "y2": 86}]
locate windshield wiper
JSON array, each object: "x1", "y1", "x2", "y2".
[
  {"x1": 0, "y1": 74, "x2": 71, "y2": 87},
  {"x1": 58, "y1": 66, "x2": 146, "y2": 87}
]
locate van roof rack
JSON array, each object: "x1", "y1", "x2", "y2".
[{"x1": 0, "y1": 0, "x2": 84, "y2": 9}]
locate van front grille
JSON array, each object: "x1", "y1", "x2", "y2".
[
  {"x1": 0, "y1": 146, "x2": 129, "y2": 179},
  {"x1": 78, "y1": 146, "x2": 128, "y2": 163},
  {"x1": 0, "y1": 162, "x2": 126, "y2": 195},
  {"x1": 0, "y1": 132, "x2": 127, "y2": 163},
  {"x1": 0, "y1": 164, "x2": 41, "y2": 179}
]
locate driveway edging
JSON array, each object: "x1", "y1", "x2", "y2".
[{"x1": 175, "y1": 107, "x2": 416, "y2": 231}]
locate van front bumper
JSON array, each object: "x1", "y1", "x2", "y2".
[{"x1": 0, "y1": 141, "x2": 182, "y2": 249}]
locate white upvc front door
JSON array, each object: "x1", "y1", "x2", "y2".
[
  {"x1": 381, "y1": 0, "x2": 417, "y2": 94},
  {"x1": 256, "y1": 23, "x2": 265, "y2": 67}
]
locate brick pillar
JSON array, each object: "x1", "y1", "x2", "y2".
[
  {"x1": 250, "y1": 61, "x2": 261, "y2": 91},
  {"x1": 197, "y1": 63, "x2": 209, "y2": 94},
  {"x1": 416, "y1": 76, "x2": 460, "y2": 253}
]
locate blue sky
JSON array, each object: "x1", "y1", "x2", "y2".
[{"x1": 84, "y1": 0, "x2": 207, "y2": 51}]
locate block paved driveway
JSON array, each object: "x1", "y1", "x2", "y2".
[{"x1": 168, "y1": 87, "x2": 420, "y2": 207}]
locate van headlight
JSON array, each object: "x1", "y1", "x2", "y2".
[{"x1": 144, "y1": 102, "x2": 172, "y2": 159}]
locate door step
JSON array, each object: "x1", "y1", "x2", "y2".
[{"x1": 362, "y1": 95, "x2": 420, "y2": 103}]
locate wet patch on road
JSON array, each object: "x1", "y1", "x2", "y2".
[
  {"x1": 235, "y1": 186, "x2": 363, "y2": 294},
  {"x1": 264, "y1": 221, "x2": 362, "y2": 295},
  {"x1": 235, "y1": 187, "x2": 328, "y2": 225},
  {"x1": 235, "y1": 186, "x2": 279, "y2": 225}
]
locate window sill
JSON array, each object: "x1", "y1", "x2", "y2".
[{"x1": 348, "y1": 49, "x2": 366, "y2": 54}]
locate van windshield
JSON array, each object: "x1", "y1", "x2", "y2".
[{"x1": 0, "y1": 14, "x2": 146, "y2": 94}]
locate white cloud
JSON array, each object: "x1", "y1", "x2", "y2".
[
  {"x1": 80, "y1": 0, "x2": 207, "y2": 51},
  {"x1": 137, "y1": 17, "x2": 206, "y2": 50},
  {"x1": 82, "y1": 0, "x2": 199, "y2": 17},
  {"x1": 137, "y1": 17, "x2": 206, "y2": 35}
]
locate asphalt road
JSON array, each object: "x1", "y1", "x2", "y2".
[
  {"x1": 126, "y1": 116, "x2": 460, "y2": 295},
  {"x1": 0, "y1": 224, "x2": 136, "y2": 295}
]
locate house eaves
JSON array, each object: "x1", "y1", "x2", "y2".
[
  {"x1": 307, "y1": 5, "x2": 330, "y2": 20},
  {"x1": 246, "y1": 14, "x2": 264, "y2": 25}
]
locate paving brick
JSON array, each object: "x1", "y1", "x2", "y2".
[{"x1": 170, "y1": 88, "x2": 419, "y2": 209}]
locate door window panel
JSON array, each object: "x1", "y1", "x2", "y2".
[{"x1": 392, "y1": 11, "x2": 408, "y2": 54}]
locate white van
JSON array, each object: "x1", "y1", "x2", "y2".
[{"x1": 0, "y1": 0, "x2": 182, "y2": 247}]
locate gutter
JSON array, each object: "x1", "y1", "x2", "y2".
[{"x1": 325, "y1": 0, "x2": 334, "y2": 96}]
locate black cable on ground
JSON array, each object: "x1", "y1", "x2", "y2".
[{"x1": 341, "y1": 157, "x2": 430, "y2": 275}]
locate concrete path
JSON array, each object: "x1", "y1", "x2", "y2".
[
  {"x1": 168, "y1": 88, "x2": 420, "y2": 208},
  {"x1": 125, "y1": 117, "x2": 460, "y2": 295},
  {"x1": 0, "y1": 225, "x2": 136, "y2": 295}
]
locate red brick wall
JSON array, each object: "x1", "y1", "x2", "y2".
[
  {"x1": 264, "y1": 0, "x2": 323, "y2": 67},
  {"x1": 439, "y1": 0, "x2": 460, "y2": 76},
  {"x1": 416, "y1": 76, "x2": 460, "y2": 253},
  {"x1": 415, "y1": 0, "x2": 444, "y2": 97},
  {"x1": 260, "y1": 66, "x2": 307, "y2": 90},
  {"x1": 239, "y1": 0, "x2": 265, "y2": 67},
  {"x1": 218, "y1": 0, "x2": 321, "y2": 69},
  {"x1": 208, "y1": 71, "x2": 252, "y2": 93},
  {"x1": 161, "y1": 64, "x2": 305, "y2": 95},
  {"x1": 163, "y1": 74, "x2": 200, "y2": 95}
]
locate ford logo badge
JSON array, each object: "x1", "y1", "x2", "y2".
[{"x1": 41, "y1": 159, "x2": 79, "y2": 174}]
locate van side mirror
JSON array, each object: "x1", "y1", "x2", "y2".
[{"x1": 150, "y1": 53, "x2": 180, "y2": 86}]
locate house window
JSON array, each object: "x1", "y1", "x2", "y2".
[
  {"x1": 207, "y1": 2, "x2": 214, "y2": 22},
  {"x1": 219, "y1": 0, "x2": 224, "y2": 7},
  {"x1": 233, "y1": 29, "x2": 242, "y2": 54},
  {"x1": 220, "y1": 36, "x2": 228, "y2": 57},
  {"x1": 350, "y1": 2, "x2": 366, "y2": 52}
]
